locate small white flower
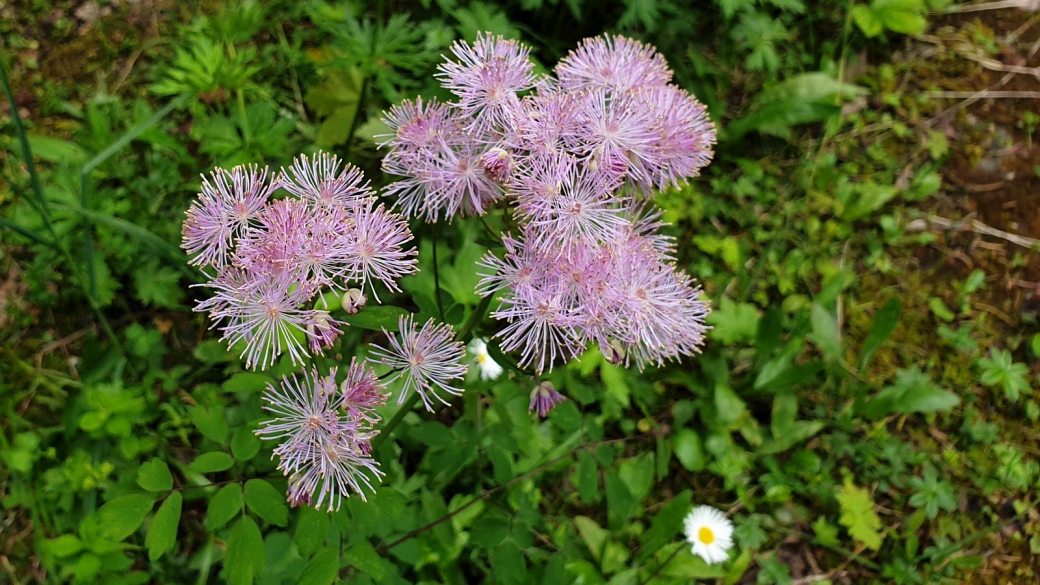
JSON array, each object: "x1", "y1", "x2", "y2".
[
  {"x1": 683, "y1": 505, "x2": 734, "y2": 564},
  {"x1": 468, "y1": 338, "x2": 503, "y2": 380}
]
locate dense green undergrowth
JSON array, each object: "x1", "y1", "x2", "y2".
[{"x1": 2, "y1": 1, "x2": 1039, "y2": 584}]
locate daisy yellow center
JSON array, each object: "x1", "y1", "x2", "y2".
[
  {"x1": 478, "y1": 354, "x2": 486, "y2": 364},
  {"x1": 697, "y1": 527, "x2": 715, "y2": 545}
]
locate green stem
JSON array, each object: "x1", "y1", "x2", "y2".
[
  {"x1": 431, "y1": 229, "x2": 446, "y2": 323},
  {"x1": 371, "y1": 391, "x2": 422, "y2": 451}
]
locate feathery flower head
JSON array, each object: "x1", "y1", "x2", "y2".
[
  {"x1": 683, "y1": 505, "x2": 734, "y2": 565},
  {"x1": 182, "y1": 165, "x2": 277, "y2": 267},
  {"x1": 369, "y1": 315, "x2": 468, "y2": 411},
  {"x1": 436, "y1": 33, "x2": 539, "y2": 132},
  {"x1": 185, "y1": 152, "x2": 419, "y2": 371},
  {"x1": 281, "y1": 152, "x2": 374, "y2": 207},
  {"x1": 257, "y1": 366, "x2": 386, "y2": 511},
  {"x1": 529, "y1": 381, "x2": 565, "y2": 417},
  {"x1": 554, "y1": 34, "x2": 673, "y2": 93}
]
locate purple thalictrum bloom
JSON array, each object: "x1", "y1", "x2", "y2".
[
  {"x1": 436, "y1": 33, "x2": 539, "y2": 134},
  {"x1": 281, "y1": 152, "x2": 374, "y2": 207},
  {"x1": 181, "y1": 165, "x2": 278, "y2": 267},
  {"x1": 198, "y1": 268, "x2": 319, "y2": 370},
  {"x1": 554, "y1": 34, "x2": 673, "y2": 93},
  {"x1": 369, "y1": 315, "x2": 468, "y2": 411},
  {"x1": 340, "y1": 357, "x2": 389, "y2": 423},
  {"x1": 257, "y1": 367, "x2": 385, "y2": 511},
  {"x1": 529, "y1": 381, "x2": 566, "y2": 417},
  {"x1": 638, "y1": 85, "x2": 716, "y2": 190},
  {"x1": 344, "y1": 200, "x2": 419, "y2": 301}
]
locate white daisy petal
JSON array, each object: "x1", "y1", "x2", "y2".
[
  {"x1": 468, "y1": 338, "x2": 504, "y2": 380},
  {"x1": 682, "y1": 505, "x2": 735, "y2": 564}
]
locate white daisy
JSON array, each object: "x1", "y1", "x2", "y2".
[
  {"x1": 683, "y1": 505, "x2": 734, "y2": 564},
  {"x1": 468, "y1": 338, "x2": 504, "y2": 380}
]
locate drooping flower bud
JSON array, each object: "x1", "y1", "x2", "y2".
[
  {"x1": 480, "y1": 147, "x2": 513, "y2": 185},
  {"x1": 342, "y1": 288, "x2": 368, "y2": 315},
  {"x1": 601, "y1": 339, "x2": 626, "y2": 365},
  {"x1": 528, "y1": 381, "x2": 566, "y2": 417}
]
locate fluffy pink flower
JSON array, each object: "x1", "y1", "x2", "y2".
[
  {"x1": 554, "y1": 34, "x2": 673, "y2": 92},
  {"x1": 369, "y1": 315, "x2": 468, "y2": 411},
  {"x1": 181, "y1": 165, "x2": 277, "y2": 267}
]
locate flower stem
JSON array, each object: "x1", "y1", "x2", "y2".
[
  {"x1": 371, "y1": 391, "x2": 421, "y2": 451},
  {"x1": 431, "y1": 229, "x2": 446, "y2": 323}
]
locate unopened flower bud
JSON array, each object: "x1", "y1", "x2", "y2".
[
  {"x1": 601, "y1": 339, "x2": 626, "y2": 365},
  {"x1": 480, "y1": 147, "x2": 513, "y2": 185},
  {"x1": 342, "y1": 288, "x2": 367, "y2": 314}
]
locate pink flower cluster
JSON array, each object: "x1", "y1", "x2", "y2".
[
  {"x1": 255, "y1": 360, "x2": 388, "y2": 510},
  {"x1": 379, "y1": 34, "x2": 714, "y2": 372},
  {"x1": 181, "y1": 153, "x2": 418, "y2": 370}
]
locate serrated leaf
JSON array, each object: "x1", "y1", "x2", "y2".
[
  {"x1": 190, "y1": 451, "x2": 236, "y2": 473},
  {"x1": 146, "y1": 492, "x2": 182, "y2": 561},
  {"x1": 837, "y1": 480, "x2": 883, "y2": 550},
  {"x1": 136, "y1": 458, "x2": 173, "y2": 492},
  {"x1": 245, "y1": 479, "x2": 289, "y2": 527},
  {"x1": 206, "y1": 483, "x2": 244, "y2": 531},
  {"x1": 97, "y1": 494, "x2": 155, "y2": 541},
  {"x1": 706, "y1": 297, "x2": 760, "y2": 345},
  {"x1": 226, "y1": 516, "x2": 265, "y2": 585}
]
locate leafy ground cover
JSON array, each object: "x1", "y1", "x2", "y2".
[{"x1": 1, "y1": 0, "x2": 1039, "y2": 584}]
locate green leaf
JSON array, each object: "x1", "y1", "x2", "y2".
[
  {"x1": 574, "y1": 516, "x2": 608, "y2": 563},
  {"x1": 97, "y1": 494, "x2": 155, "y2": 541},
  {"x1": 577, "y1": 451, "x2": 601, "y2": 504},
  {"x1": 189, "y1": 451, "x2": 236, "y2": 473},
  {"x1": 298, "y1": 548, "x2": 340, "y2": 584},
  {"x1": 226, "y1": 516, "x2": 265, "y2": 585},
  {"x1": 672, "y1": 429, "x2": 707, "y2": 472},
  {"x1": 344, "y1": 540, "x2": 385, "y2": 579},
  {"x1": 727, "y1": 72, "x2": 865, "y2": 139},
  {"x1": 810, "y1": 303, "x2": 842, "y2": 361},
  {"x1": 638, "y1": 491, "x2": 692, "y2": 562},
  {"x1": 231, "y1": 427, "x2": 262, "y2": 461},
  {"x1": 873, "y1": 0, "x2": 927, "y2": 34},
  {"x1": 245, "y1": 479, "x2": 289, "y2": 527},
  {"x1": 27, "y1": 135, "x2": 88, "y2": 164},
  {"x1": 45, "y1": 534, "x2": 85, "y2": 558},
  {"x1": 146, "y1": 492, "x2": 182, "y2": 561},
  {"x1": 837, "y1": 480, "x2": 884, "y2": 550},
  {"x1": 489, "y1": 540, "x2": 527, "y2": 585},
  {"x1": 851, "y1": 4, "x2": 884, "y2": 37},
  {"x1": 605, "y1": 472, "x2": 636, "y2": 527},
  {"x1": 812, "y1": 517, "x2": 840, "y2": 546},
  {"x1": 190, "y1": 403, "x2": 228, "y2": 444},
  {"x1": 714, "y1": 385, "x2": 747, "y2": 427},
  {"x1": 342, "y1": 306, "x2": 412, "y2": 331},
  {"x1": 223, "y1": 373, "x2": 275, "y2": 393},
  {"x1": 859, "y1": 297, "x2": 901, "y2": 372},
  {"x1": 136, "y1": 458, "x2": 173, "y2": 492},
  {"x1": 206, "y1": 483, "x2": 244, "y2": 531},
  {"x1": 706, "y1": 297, "x2": 760, "y2": 345},
  {"x1": 295, "y1": 505, "x2": 330, "y2": 557},
  {"x1": 860, "y1": 367, "x2": 959, "y2": 419}
]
